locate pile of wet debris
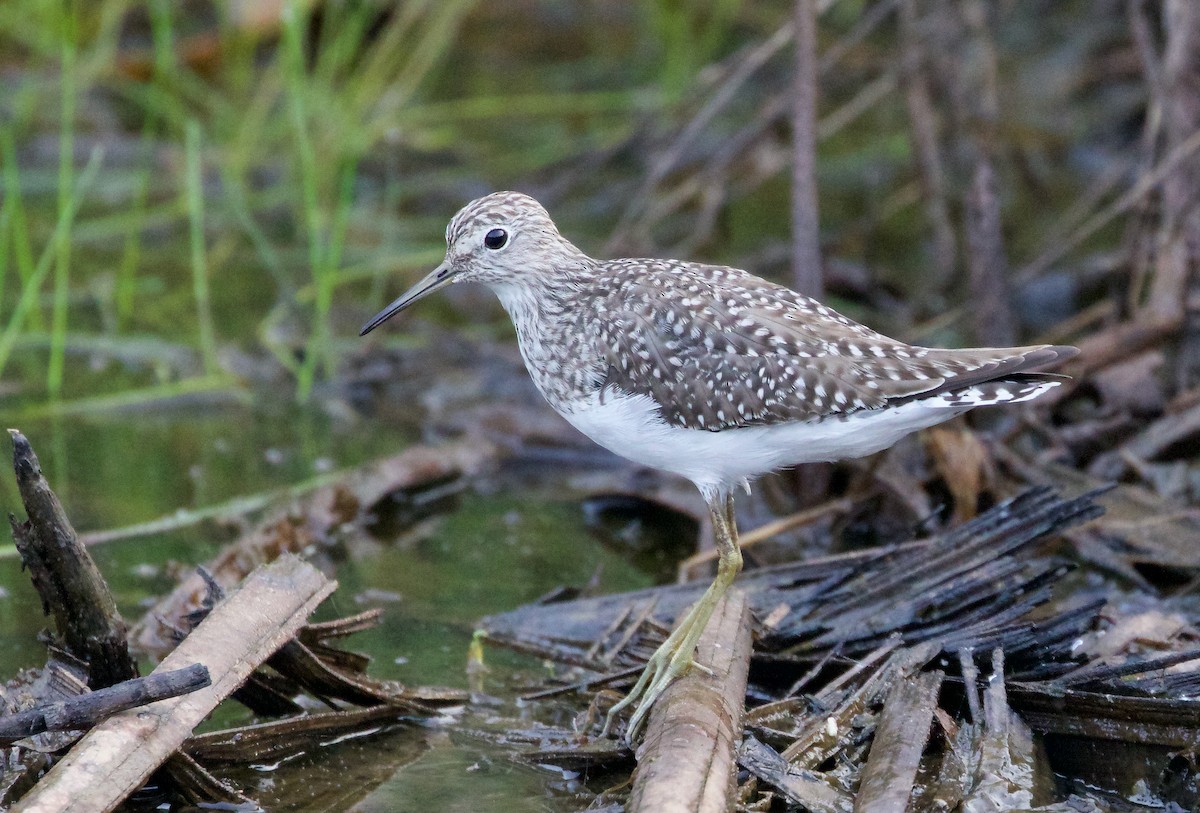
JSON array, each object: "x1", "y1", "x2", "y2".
[
  {"x1": 0, "y1": 431, "x2": 466, "y2": 811},
  {"x1": 349, "y1": 327, "x2": 1199, "y2": 811},
  {"x1": 475, "y1": 481, "x2": 1200, "y2": 812},
  {"x1": 4, "y1": 398, "x2": 1200, "y2": 812}
]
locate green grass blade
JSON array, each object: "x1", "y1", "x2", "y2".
[
  {"x1": 0, "y1": 146, "x2": 103, "y2": 380},
  {"x1": 0, "y1": 193, "x2": 11, "y2": 318},
  {"x1": 0, "y1": 128, "x2": 43, "y2": 331},
  {"x1": 116, "y1": 126, "x2": 155, "y2": 326},
  {"x1": 184, "y1": 119, "x2": 220, "y2": 373}
]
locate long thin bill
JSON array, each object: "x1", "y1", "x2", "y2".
[{"x1": 360, "y1": 262, "x2": 453, "y2": 335}]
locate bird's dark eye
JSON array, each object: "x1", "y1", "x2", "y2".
[{"x1": 484, "y1": 228, "x2": 508, "y2": 249}]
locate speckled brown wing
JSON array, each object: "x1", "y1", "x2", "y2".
[{"x1": 590, "y1": 261, "x2": 1074, "y2": 431}]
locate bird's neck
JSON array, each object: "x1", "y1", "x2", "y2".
[
  {"x1": 488, "y1": 262, "x2": 604, "y2": 414},
  {"x1": 489, "y1": 254, "x2": 592, "y2": 338}
]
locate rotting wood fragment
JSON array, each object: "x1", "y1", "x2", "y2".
[
  {"x1": 185, "y1": 705, "x2": 427, "y2": 764},
  {"x1": 783, "y1": 643, "x2": 935, "y2": 769},
  {"x1": 964, "y1": 650, "x2": 1035, "y2": 809},
  {"x1": 738, "y1": 736, "x2": 849, "y2": 813},
  {"x1": 0, "y1": 664, "x2": 210, "y2": 741},
  {"x1": 509, "y1": 735, "x2": 632, "y2": 774},
  {"x1": 1007, "y1": 682, "x2": 1200, "y2": 747},
  {"x1": 11, "y1": 555, "x2": 334, "y2": 813},
  {"x1": 157, "y1": 752, "x2": 250, "y2": 807},
  {"x1": 8, "y1": 430, "x2": 137, "y2": 689},
  {"x1": 628, "y1": 589, "x2": 751, "y2": 813},
  {"x1": 853, "y1": 668, "x2": 944, "y2": 812},
  {"x1": 264, "y1": 639, "x2": 436, "y2": 712}
]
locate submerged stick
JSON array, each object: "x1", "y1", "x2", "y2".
[
  {"x1": 12, "y1": 555, "x2": 334, "y2": 813},
  {"x1": 0, "y1": 664, "x2": 210, "y2": 740},
  {"x1": 8, "y1": 429, "x2": 136, "y2": 689},
  {"x1": 628, "y1": 589, "x2": 752, "y2": 813}
]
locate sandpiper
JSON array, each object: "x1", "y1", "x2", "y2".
[{"x1": 361, "y1": 191, "x2": 1076, "y2": 741}]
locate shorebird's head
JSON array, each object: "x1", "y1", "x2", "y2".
[{"x1": 361, "y1": 191, "x2": 581, "y2": 335}]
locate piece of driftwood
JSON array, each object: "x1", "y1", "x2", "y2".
[
  {"x1": 8, "y1": 430, "x2": 136, "y2": 689},
  {"x1": 0, "y1": 664, "x2": 210, "y2": 741},
  {"x1": 225, "y1": 609, "x2": 466, "y2": 719},
  {"x1": 11, "y1": 555, "x2": 334, "y2": 813},
  {"x1": 627, "y1": 589, "x2": 751, "y2": 813},
  {"x1": 853, "y1": 668, "x2": 944, "y2": 812},
  {"x1": 1008, "y1": 682, "x2": 1200, "y2": 747},
  {"x1": 130, "y1": 437, "x2": 499, "y2": 657},
  {"x1": 185, "y1": 705, "x2": 426, "y2": 764},
  {"x1": 158, "y1": 752, "x2": 249, "y2": 806}
]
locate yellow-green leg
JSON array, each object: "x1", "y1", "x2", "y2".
[{"x1": 603, "y1": 491, "x2": 743, "y2": 743}]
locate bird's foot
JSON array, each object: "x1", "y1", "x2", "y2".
[
  {"x1": 601, "y1": 633, "x2": 700, "y2": 744},
  {"x1": 601, "y1": 597, "x2": 719, "y2": 744}
]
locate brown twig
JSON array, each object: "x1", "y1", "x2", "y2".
[
  {"x1": 898, "y1": 0, "x2": 957, "y2": 291},
  {"x1": 964, "y1": 159, "x2": 1017, "y2": 346},
  {"x1": 0, "y1": 665, "x2": 211, "y2": 741},
  {"x1": 959, "y1": 2, "x2": 1016, "y2": 347}
]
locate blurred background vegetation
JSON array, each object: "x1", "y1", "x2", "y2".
[
  {"x1": 0, "y1": 0, "x2": 1142, "y2": 414},
  {"x1": 5, "y1": 1, "x2": 1200, "y2": 808}
]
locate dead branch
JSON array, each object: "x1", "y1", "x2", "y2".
[
  {"x1": 959, "y1": 2, "x2": 1017, "y2": 347},
  {"x1": 8, "y1": 430, "x2": 136, "y2": 689},
  {"x1": 899, "y1": 0, "x2": 957, "y2": 292},
  {"x1": 129, "y1": 437, "x2": 496, "y2": 657},
  {"x1": 11, "y1": 555, "x2": 335, "y2": 813},
  {"x1": 1089, "y1": 400, "x2": 1200, "y2": 480},
  {"x1": 0, "y1": 664, "x2": 210, "y2": 741},
  {"x1": 627, "y1": 589, "x2": 752, "y2": 813},
  {"x1": 1158, "y1": 1, "x2": 1200, "y2": 388},
  {"x1": 964, "y1": 159, "x2": 1018, "y2": 346}
]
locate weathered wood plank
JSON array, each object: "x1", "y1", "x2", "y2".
[{"x1": 12, "y1": 555, "x2": 334, "y2": 813}]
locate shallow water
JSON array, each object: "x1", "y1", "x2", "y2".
[{"x1": 0, "y1": 400, "x2": 652, "y2": 811}]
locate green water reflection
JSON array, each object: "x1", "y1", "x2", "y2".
[{"x1": 0, "y1": 406, "x2": 649, "y2": 810}]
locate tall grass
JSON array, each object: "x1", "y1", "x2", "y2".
[
  {"x1": 114, "y1": 128, "x2": 153, "y2": 327},
  {"x1": 0, "y1": 0, "x2": 674, "y2": 411},
  {"x1": 282, "y1": 2, "x2": 337, "y2": 402},
  {"x1": 0, "y1": 147, "x2": 103, "y2": 379}
]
